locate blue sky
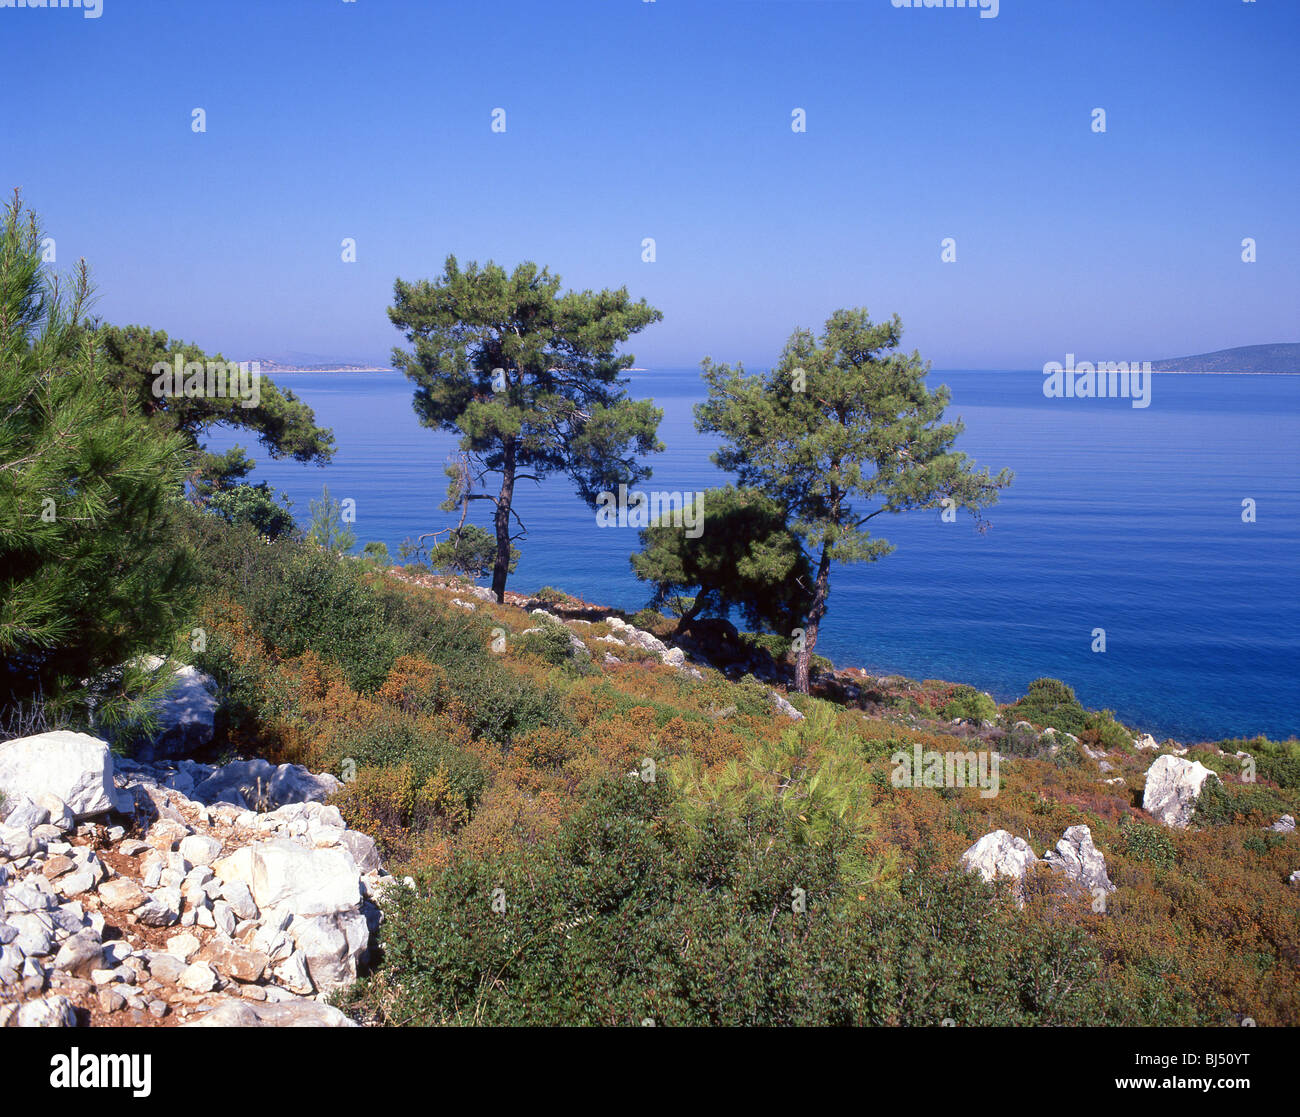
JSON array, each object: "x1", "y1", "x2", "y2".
[{"x1": 2, "y1": 0, "x2": 1297, "y2": 369}]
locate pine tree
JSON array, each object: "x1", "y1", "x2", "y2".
[
  {"x1": 307, "y1": 484, "x2": 357, "y2": 554},
  {"x1": 388, "y1": 256, "x2": 663, "y2": 602},
  {"x1": 0, "y1": 194, "x2": 196, "y2": 729},
  {"x1": 94, "y1": 323, "x2": 335, "y2": 506},
  {"x1": 696, "y1": 309, "x2": 1012, "y2": 693}
]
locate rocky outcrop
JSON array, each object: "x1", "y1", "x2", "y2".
[
  {"x1": 605, "y1": 616, "x2": 667, "y2": 656},
  {"x1": 0, "y1": 739, "x2": 387, "y2": 1029},
  {"x1": 1043, "y1": 824, "x2": 1115, "y2": 895},
  {"x1": 521, "y1": 610, "x2": 591, "y2": 659},
  {"x1": 114, "y1": 756, "x2": 341, "y2": 813},
  {"x1": 770, "y1": 691, "x2": 804, "y2": 721},
  {"x1": 0, "y1": 732, "x2": 122, "y2": 821},
  {"x1": 185, "y1": 998, "x2": 357, "y2": 1027},
  {"x1": 962, "y1": 825, "x2": 1116, "y2": 906},
  {"x1": 1268, "y1": 814, "x2": 1295, "y2": 834},
  {"x1": 1142, "y1": 754, "x2": 1219, "y2": 829},
  {"x1": 599, "y1": 617, "x2": 702, "y2": 678},
  {"x1": 960, "y1": 830, "x2": 1039, "y2": 903},
  {"x1": 135, "y1": 657, "x2": 218, "y2": 761}
]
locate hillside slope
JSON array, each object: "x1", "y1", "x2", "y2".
[{"x1": 1151, "y1": 343, "x2": 1300, "y2": 373}]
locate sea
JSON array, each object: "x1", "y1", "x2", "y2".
[{"x1": 205, "y1": 368, "x2": 1300, "y2": 743}]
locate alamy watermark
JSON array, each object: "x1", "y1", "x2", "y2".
[
  {"x1": 1, "y1": 0, "x2": 102, "y2": 17},
  {"x1": 595, "y1": 483, "x2": 705, "y2": 539},
  {"x1": 1042, "y1": 354, "x2": 1152, "y2": 409},
  {"x1": 151, "y1": 356, "x2": 261, "y2": 409},
  {"x1": 892, "y1": 743, "x2": 1000, "y2": 799},
  {"x1": 891, "y1": 0, "x2": 999, "y2": 20}
]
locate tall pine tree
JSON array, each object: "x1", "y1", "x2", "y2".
[
  {"x1": 696, "y1": 309, "x2": 1012, "y2": 693},
  {"x1": 389, "y1": 256, "x2": 663, "y2": 602},
  {"x1": 0, "y1": 194, "x2": 196, "y2": 729}
]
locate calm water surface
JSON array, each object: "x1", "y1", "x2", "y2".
[{"x1": 206, "y1": 369, "x2": 1300, "y2": 742}]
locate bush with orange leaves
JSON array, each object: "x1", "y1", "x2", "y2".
[{"x1": 377, "y1": 654, "x2": 454, "y2": 715}]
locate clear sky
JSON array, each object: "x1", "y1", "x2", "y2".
[{"x1": 2, "y1": 0, "x2": 1296, "y2": 369}]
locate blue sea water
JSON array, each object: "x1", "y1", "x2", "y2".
[{"x1": 205, "y1": 369, "x2": 1300, "y2": 743}]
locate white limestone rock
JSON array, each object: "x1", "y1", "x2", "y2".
[
  {"x1": 1043, "y1": 824, "x2": 1116, "y2": 896},
  {"x1": 213, "y1": 838, "x2": 360, "y2": 918},
  {"x1": 14, "y1": 994, "x2": 76, "y2": 1027},
  {"x1": 0, "y1": 731, "x2": 122, "y2": 819},
  {"x1": 185, "y1": 997, "x2": 356, "y2": 1027},
  {"x1": 178, "y1": 833, "x2": 222, "y2": 866},
  {"x1": 770, "y1": 691, "x2": 804, "y2": 721},
  {"x1": 960, "y1": 830, "x2": 1040, "y2": 903},
  {"x1": 1142, "y1": 754, "x2": 1219, "y2": 829},
  {"x1": 177, "y1": 960, "x2": 218, "y2": 993},
  {"x1": 136, "y1": 657, "x2": 218, "y2": 761}
]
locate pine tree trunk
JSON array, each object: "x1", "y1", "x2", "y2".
[
  {"x1": 794, "y1": 543, "x2": 832, "y2": 694},
  {"x1": 673, "y1": 595, "x2": 706, "y2": 637},
  {"x1": 491, "y1": 438, "x2": 517, "y2": 603}
]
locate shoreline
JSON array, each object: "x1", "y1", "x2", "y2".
[{"x1": 439, "y1": 576, "x2": 1291, "y2": 748}]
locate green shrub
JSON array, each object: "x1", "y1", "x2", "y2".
[
  {"x1": 515, "y1": 621, "x2": 576, "y2": 666},
  {"x1": 1006, "y1": 677, "x2": 1088, "y2": 735},
  {"x1": 732, "y1": 674, "x2": 777, "y2": 718},
  {"x1": 860, "y1": 735, "x2": 910, "y2": 764},
  {"x1": 242, "y1": 547, "x2": 404, "y2": 692},
  {"x1": 333, "y1": 716, "x2": 486, "y2": 815},
  {"x1": 1193, "y1": 779, "x2": 1291, "y2": 828},
  {"x1": 1242, "y1": 833, "x2": 1287, "y2": 856},
  {"x1": 186, "y1": 514, "x2": 504, "y2": 697},
  {"x1": 354, "y1": 776, "x2": 1114, "y2": 1026},
  {"x1": 1119, "y1": 817, "x2": 1177, "y2": 869},
  {"x1": 631, "y1": 608, "x2": 667, "y2": 632},
  {"x1": 427, "y1": 526, "x2": 517, "y2": 579},
  {"x1": 1214, "y1": 736, "x2": 1300, "y2": 791},
  {"x1": 744, "y1": 633, "x2": 791, "y2": 661},
  {"x1": 452, "y1": 666, "x2": 572, "y2": 744},
  {"x1": 1083, "y1": 709, "x2": 1132, "y2": 751},
  {"x1": 1051, "y1": 737, "x2": 1086, "y2": 769},
  {"x1": 1000, "y1": 721, "x2": 1044, "y2": 759},
  {"x1": 206, "y1": 482, "x2": 297, "y2": 541},
  {"x1": 940, "y1": 685, "x2": 997, "y2": 723}
]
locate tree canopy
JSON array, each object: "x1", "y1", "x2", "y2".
[
  {"x1": 630, "y1": 485, "x2": 813, "y2": 636},
  {"x1": 94, "y1": 322, "x2": 335, "y2": 499},
  {"x1": 388, "y1": 255, "x2": 663, "y2": 601},
  {"x1": 696, "y1": 308, "x2": 1012, "y2": 692},
  {"x1": 0, "y1": 195, "x2": 196, "y2": 728}
]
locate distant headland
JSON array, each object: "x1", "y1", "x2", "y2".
[
  {"x1": 1149, "y1": 343, "x2": 1300, "y2": 374},
  {"x1": 243, "y1": 359, "x2": 395, "y2": 374}
]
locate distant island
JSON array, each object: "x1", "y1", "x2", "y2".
[
  {"x1": 1150, "y1": 343, "x2": 1300, "y2": 374},
  {"x1": 238, "y1": 350, "x2": 395, "y2": 373},
  {"x1": 242, "y1": 360, "x2": 395, "y2": 374}
]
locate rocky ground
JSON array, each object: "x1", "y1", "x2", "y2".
[
  {"x1": 0, "y1": 731, "x2": 398, "y2": 1028},
  {"x1": 400, "y1": 574, "x2": 805, "y2": 716}
]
